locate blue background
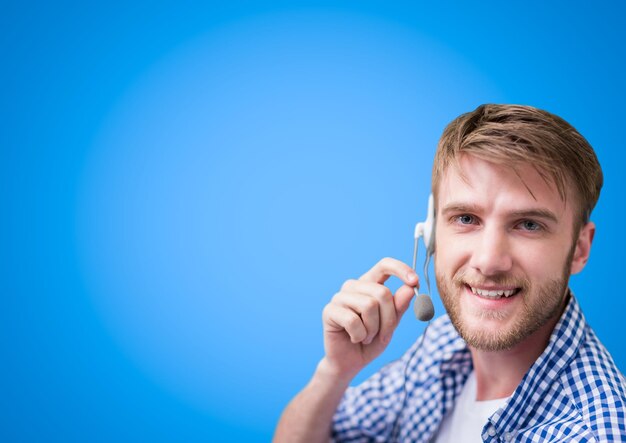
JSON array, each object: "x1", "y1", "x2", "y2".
[{"x1": 4, "y1": 2, "x2": 626, "y2": 441}]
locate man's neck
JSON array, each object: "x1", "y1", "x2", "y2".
[{"x1": 469, "y1": 307, "x2": 564, "y2": 401}]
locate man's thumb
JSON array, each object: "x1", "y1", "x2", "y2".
[{"x1": 394, "y1": 285, "x2": 416, "y2": 317}]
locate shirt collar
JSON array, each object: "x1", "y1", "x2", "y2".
[{"x1": 489, "y1": 290, "x2": 587, "y2": 432}]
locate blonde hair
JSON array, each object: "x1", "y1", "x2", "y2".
[{"x1": 432, "y1": 104, "x2": 603, "y2": 224}]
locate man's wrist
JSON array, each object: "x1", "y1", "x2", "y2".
[{"x1": 314, "y1": 357, "x2": 358, "y2": 389}]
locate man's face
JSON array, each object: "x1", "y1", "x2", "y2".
[{"x1": 434, "y1": 154, "x2": 592, "y2": 351}]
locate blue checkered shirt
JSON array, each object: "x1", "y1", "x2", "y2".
[{"x1": 332, "y1": 293, "x2": 626, "y2": 442}]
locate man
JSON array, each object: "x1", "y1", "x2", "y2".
[{"x1": 274, "y1": 104, "x2": 626, "y2": 442}]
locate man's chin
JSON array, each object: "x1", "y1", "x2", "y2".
[
  {"x1": 457, "y1": 324, "x2": 521, "y2": 352},
  {"x1": 450, "y1": 308, "x2": 521, "y2": 351}
]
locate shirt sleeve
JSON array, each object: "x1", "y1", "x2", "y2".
[
  {"x1": 330, "y1": 316, "x2": 460, "y2": 442},
  {"x1": 330, "y1": 356, "x2": 411, "y2": 442}
]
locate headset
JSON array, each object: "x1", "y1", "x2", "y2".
[
  {"x1": 412, "y1": 194, "x2": 436, "y2": 321},
  {"x1": 389, "y1": 194, "x2": 437, "y2": 441}
]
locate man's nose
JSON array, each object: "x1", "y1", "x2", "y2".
[{"x1": 469, "y1": 226, "x2": 513, "y2": 276}]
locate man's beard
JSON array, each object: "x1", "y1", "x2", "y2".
[{"x1": 435, "y1": 247, "x2": 574, "y2": 352}]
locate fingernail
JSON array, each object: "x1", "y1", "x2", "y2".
[{"x1": 406, "y1": 271, "x2": 417, "y2": 282}]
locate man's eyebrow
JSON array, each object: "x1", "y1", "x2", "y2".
[
  {"x1": 508, "y1": 209, "x2": 559, "y2": 224},
  {"x1": 440, "y1": 203, "x2": 483, "y2": 215},
  {"x1": 440, "y1": 203, "x2": 559, "y2": 224}
]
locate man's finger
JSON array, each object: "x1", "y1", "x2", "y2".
[
  {"x1": 334, "y1": 292, "x2": 381, "y2": 345},
  {"x1": 323, "y1": 305, "x2": 367, "y2": 344},
  {"x1": 359, "y1": 257, "x2": 419, "y2": 288},
  {"x1": 341, "y1": 280, "x2": 397, "y2": 343}
]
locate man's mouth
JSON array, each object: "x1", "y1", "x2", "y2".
[{"x1": 465, "y1": 284, "x2": 522, "y2": 300}]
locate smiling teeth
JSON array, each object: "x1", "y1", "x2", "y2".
[{"x1": 470, "y1": 287, "x2": 516, "y2": 299}]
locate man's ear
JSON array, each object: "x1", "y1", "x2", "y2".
[{"x1": 570, "y1": 221, "x2": 595, "y2": 275}]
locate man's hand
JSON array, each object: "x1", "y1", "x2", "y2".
[
  {"x1": 273, "y1": 257, "x2": 418, "y2": 443},
  {"x1": 320, "y1": 257, "x2": 419, "y2": 379}
]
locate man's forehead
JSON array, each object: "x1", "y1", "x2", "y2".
[{"x1": 437, "y1": 154, "x2": 570, "y2": 214}]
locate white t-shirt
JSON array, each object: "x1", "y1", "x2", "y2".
[{"x1": 435, "y1": 371, "x2": 509, "y2": 443}]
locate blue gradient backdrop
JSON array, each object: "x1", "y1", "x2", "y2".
[{"x1": 4, "y1": 2, "x2": 626, "y2": 441}]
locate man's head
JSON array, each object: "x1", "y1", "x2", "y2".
[
  {"x1": 432, "y1": 104, "x2": 602, "y2": 351},
  {"x1": 432, "y1": 104, "x2": 603, "y2": 228}
]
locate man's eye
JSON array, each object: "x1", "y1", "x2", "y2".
[
  {"x1": 520, "y1": 220, "x2": 541, "y2": 231},
  {"x1": 456, "y1": 215, "x2": 475, "y2": 225}
]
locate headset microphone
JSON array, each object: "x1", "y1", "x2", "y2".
[
  {"x1": 390, "y1": 194, "x2": 437, "y2": 441},
  {"x1": 412, "y1": 194, "x2": 436, "y2": 321},
  {"x1": 413, "y1": 294, "x2": 434, "y2": 322}
]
